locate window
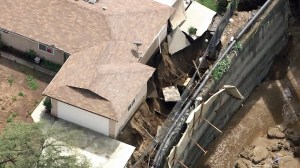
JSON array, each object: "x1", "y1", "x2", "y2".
[
  {"x1": 127, "y1": 99, "x2": 136, "y2": 111},
  {"x1": 38, "y1": 43, "x2": 54, "y2": 55},
  {"x1": 39, "y1": 44, "x2": 47, "y2": 51}
]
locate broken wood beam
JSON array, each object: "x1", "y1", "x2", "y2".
[{"x1": 192, "y1": 60, "x2": 202, "y2": 79}]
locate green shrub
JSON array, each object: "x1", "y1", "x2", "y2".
[
  {"x1": 12, "y1": 112, "x2": 18, "y2": 118},
  {"x1": 6, "y1": 112, "x2": 18, "y2": 123},
  {"x1": 41, "y1": 60, "x2": 61, "y2": 72},
  {"x1": 6, "y1": 117, "x2": 13, "y2": 123},
  {"x1": 233, "y1": 41, "x2": 243, "y2": 52},
  {"x1": 188, "y1": 26, "x2": 197, "y2": 35},
  {"x1": 18, "y1": 91, "x2": 24, "y2": 97},
  {"x1": 25, "y1": 49, "x2": 37, "y2": 59},
  {"x1": 26, "y1": 75, "x2": 38, "y2": 90},
  {"x1": 7, "y1": 76, "x2": 13, "y2": 87},
  {"x1": 43, "y1": 97, "x2": 52, "y2": 113},
  {"x1": 212, "y1": 56, "x2": 231, "y2": 81}
]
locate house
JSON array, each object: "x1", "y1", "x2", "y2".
[
  {"x1": 0, "y1": 0, "x2": 172, "y2": 65},
  {"x1": 0, "y1": 0, "x2": 173, "y2": 138}
]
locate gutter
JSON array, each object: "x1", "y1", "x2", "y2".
[{"x1": 152, "y1": 0, "x2": 273, "y2": 167}]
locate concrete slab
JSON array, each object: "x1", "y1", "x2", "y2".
[
  {"x1": 167, "y1": 27, "x2": 190, "y2": 54},
  {"x1": 31, "y1": 98, "x2": 135, "y2": 168},
  {"x1": 179, "y1": 1, "x2": 216, "y2": 39},
  {"x1": 162, "y1": 86, "x2": 181, "y2": 102}
]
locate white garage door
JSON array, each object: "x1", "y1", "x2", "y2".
[{"x1": 57, "y1": 101, "x2": 109, "y2": 136}]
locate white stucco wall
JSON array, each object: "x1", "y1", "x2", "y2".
[
  {"x1": 57, "y1": 101, "x2": 110, "y2": 136},
  {"x1": 140, "y1": 23, "x2": 168, "y2": 64},
  {"x1": 0, "y1": 31, "x2": 65, "y2": 64},
  {"x1": 115, "y1": 83, "x2": 148, "y2": 136}
]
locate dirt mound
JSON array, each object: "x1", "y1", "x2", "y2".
[
  {"x1": 157, "y1": 42, "x2": 186, "y2": 88},
  {"x1": 234, "y1": 126, "x2": 300, "y2": 168}
]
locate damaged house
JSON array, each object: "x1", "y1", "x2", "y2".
[
  {"x1": 0, "y1": 0, "x2": 216, "y2": 140},
  {"x1": 0, "y1": 0, "x2": 173, "y2": 138}
]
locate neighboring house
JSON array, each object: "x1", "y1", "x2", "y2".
[{"x1": 0, "y1": 0, "x2": 173, "y2": 138}]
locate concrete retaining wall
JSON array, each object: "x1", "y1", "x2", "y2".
[{"x1": 172, "y1": 0, "x2": 290, "y2": 167}]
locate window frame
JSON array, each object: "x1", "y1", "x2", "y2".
[
  {"x1": 127, "y1": 99, "x2": 136, "y2": 111},
  {"x1": 38, "y1": 43, "x2": 54, "y2": 55}
]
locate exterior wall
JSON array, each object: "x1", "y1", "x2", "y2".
[
  {"x1": 51, "y1": 98, "x2": 58, "y2": 117},
  {"x1": 50, "y1": 83, "x2": 148, "y2": 138},
  {"x1": 56, "y1": 101, "x2": 110, "y2": 136},
  {"x1": 0, "y1": 31, "x2": 65, "y2": 64},
  {"x1": 140, "y1": 23, "x2": 168, "y2": 64},
  {"x1": 114, "y1": 83, "x2": 148, "y2": 138}
]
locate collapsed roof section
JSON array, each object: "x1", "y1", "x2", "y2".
[
  {"x1": 167, "y1": 27, "x2": 191, "y2": 54},
  {"x1": 154, "y1": 0, "x2": 187, "y2": 29},
  {"x1": 179, "y1": 1, "x2": 216, "y2": 39}
]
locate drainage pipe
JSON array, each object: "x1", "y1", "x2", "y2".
[{"x1": 152, "y1": 0, "x2": 273, "y2": 167}]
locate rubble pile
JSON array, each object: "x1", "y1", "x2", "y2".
[{"x1": 235, "y1": 125, "x2": 300, "y2": 168}]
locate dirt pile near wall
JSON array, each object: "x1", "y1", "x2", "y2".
[
  {"x1": 221, "y1": 11, "x2": 252, "y2": 49},
  {"x1": 157, "y1": 42, "x2": 186, "y2": 88},
  {"x1": 235, "y1": 125, "x2": 300, "y2": 168},
  {"x1": 234, "y1": 23, "x2": 300, "y2": 167},
  {"x1": 119, "y1": 40, "x2": 189, "y2": 167}
]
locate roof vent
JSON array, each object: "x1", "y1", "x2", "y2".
[
  {"x1": 83, "y1": 0, "x2": 97, "y2": 4},
  {"x1": 88, "y1": 0, "x2": 97, "y2": 4}
]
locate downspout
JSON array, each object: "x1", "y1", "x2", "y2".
[{"x1": 152, "y1": 0, "x2": 273, "y2": 167}]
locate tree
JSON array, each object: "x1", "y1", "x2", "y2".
[{"x1": 0, "y1": 122, "x2": 90, "y2": 168}]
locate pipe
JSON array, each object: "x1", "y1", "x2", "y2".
[{"x1": 152, "y1": 0, "x2": 273, "y2": 167}]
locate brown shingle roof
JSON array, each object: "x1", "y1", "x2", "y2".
[
  {"x1": 44, "y1": 44, "x2": 155, "y2": 120},
  {"x1": 1, "y1": 0, "x2": 173, "y2": 121},
  {"x1": 0, "y1": 0, "x2": 173, "y2": 53}
]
